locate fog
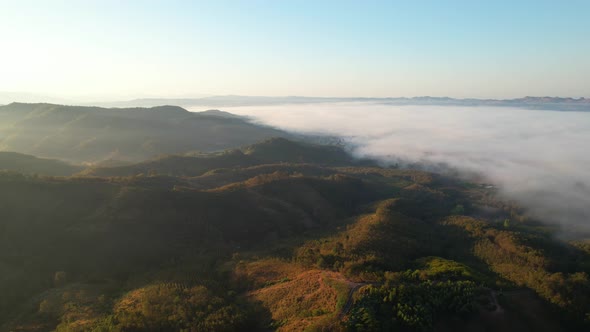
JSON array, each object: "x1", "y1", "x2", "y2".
[{"x1": 190, "y1": 102, "x2": 590, "y2": 234}]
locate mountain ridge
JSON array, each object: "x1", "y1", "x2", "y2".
[
  {"x1": 0, "y1": 103, "x2": 290, "y2": 163},
  {"x1": 93, "y1": 95, "x2": 590, "y2": 112}
]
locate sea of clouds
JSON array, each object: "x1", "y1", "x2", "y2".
[{"x1": 191, "y1": 102, "x2": 590, "y2": 234}]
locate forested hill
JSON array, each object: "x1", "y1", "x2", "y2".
[
  {"x1": 0, "y1": 103, "x2": 287, "y2": 163},
  {"x1": 79, "y1": 138, "x2": 368, "y2": 177},
  {"x1": 2, "y1": 137, "x2": 590, "y2": 332}
]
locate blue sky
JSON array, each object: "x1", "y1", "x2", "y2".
[{"x1": 1, "y1": 0, "x2": 588, "y2": 99}]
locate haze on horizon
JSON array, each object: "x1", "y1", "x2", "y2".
[{"x1": 1, "y1": 0, "x2": 589, "y2": 101}]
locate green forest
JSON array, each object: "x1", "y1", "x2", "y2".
[{"x1": 0, "y1": 104, "x2": 589, "y2": 331}]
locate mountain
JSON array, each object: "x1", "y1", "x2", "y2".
[
  {"x1": 100, "y1": 95, "x2": 590, "y2": 112},
  {"x1": 1, "y1": 138, "x2": 590, "y2": 332},
  {"x1": 0, "y1": 103, "x2": 288, "y2": 163},
  {"x1": 0, "y1": 152, "x2": 82, "y2": 176}
]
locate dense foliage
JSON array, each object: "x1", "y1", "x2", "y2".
[
  {"x1": 1, "y1": 137, "x2": 590, "y2": 332},
  {"x1": 348, "y1": 280, "x2": 478, "y2": 331}
]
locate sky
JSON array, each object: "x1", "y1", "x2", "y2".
[{"x1": 1, "y1": 0, "x2": 589, "y2": 100}]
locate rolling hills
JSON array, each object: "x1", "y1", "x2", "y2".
[{"x1": 1, "y1": 137, "x2": 590, "y2": 331}]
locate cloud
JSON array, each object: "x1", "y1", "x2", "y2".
[{"x1": 190, "y1": 102, "x2": 590, "y2": 234}]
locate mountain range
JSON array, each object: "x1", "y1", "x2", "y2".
[
  {"x1": 2, "y1": 93, "x2": 589, "y2": 111},
  {"x1": 98, "y1": 95, "x2": 590, "y2": 112},
  {"x1": 0, "y1": 104, "x2": 590, "y2": 331}
]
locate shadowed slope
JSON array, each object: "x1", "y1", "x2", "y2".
[{"x1": 0, "y1": 152, "x2": 82, "y2": 176}]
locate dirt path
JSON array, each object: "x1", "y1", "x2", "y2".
[
  {"x1": 338, "y1": 283, "x2": 364, "y2": 319},
  {"x1": 338, "y1": 281, "x2": 382, "y2": 319}
]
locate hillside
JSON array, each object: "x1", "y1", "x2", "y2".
[
  {"x1": 0, "y1": 103, "x2": 288, "y2": 163},
  {"x1": 1, "y1": 138, "x2": 589, "y2": 332},
  {"x1": 79, "y1": 138, "x2": 365, "y2": 177},
  {"x1": 0, "y1": 152, "x2": 82, "y2": 176}
]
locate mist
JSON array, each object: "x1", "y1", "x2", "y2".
[{"x1": 189, "y1": 102, "x2": 590, "y2": 234}]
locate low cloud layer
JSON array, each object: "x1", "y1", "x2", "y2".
[{"x1": 191, "y1": 102, "x2": 590, "y2": 234}]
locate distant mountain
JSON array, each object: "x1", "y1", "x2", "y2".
[
  {"x1": 4, "y1": 93, "x2": 588, "y2": 111},
  {"x1": 0, "y1": 103, "x2": 289, "y2": 163},
  {"x1": 0, "y1": 152, "x2": 82, "y2": 176},
  {"x1": 101, "y1": 95, "x2": 590, "y2": 112}
]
